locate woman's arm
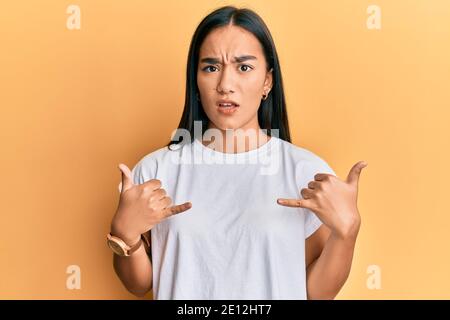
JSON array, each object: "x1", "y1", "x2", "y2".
[
  {"x1": 305, "y1": 224, "x2": 359, "y2": 299},
  {"x1": 278, "y1": 161, "x2": 368, "y2": 299},
  {"x1": 112, "y1": 230, "x2": 153, "y2": 298},
  {"x1": 111, "y1": 164, "x2": 191, "y2": 298}
]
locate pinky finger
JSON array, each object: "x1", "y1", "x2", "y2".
[
  {"x1": 164, "y1": 202, "x2": 192, "y2": 217},
  {"x1": 277, "y1": 198, "x2": 312, "y2": 209}
]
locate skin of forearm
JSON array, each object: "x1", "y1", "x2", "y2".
[
  {"x1": 113, "y1": 243, "x2": 153, "y2": 297},
  {"x1": 306, "y1": 232, "x2": 357, "y2": 300}
]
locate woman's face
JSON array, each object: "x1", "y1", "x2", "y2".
[{"x1": 197, "y1": 24, "x2": 273, "y2": 133}]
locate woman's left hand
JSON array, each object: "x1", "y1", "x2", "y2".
[{"x1": 277, "y1": 161, "x2": 368, "y2": 240}]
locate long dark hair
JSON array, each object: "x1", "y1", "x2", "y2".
[{"x1": 167, "y1": 5, "x2": 291, "y2": 148}]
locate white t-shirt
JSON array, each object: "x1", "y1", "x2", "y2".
[{"x1": 118, "y1": 136, "x2": 336, "y2": 299}]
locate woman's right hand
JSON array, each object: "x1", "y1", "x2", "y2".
[{"x1": 110, "y1": 163, "x2": 192, "y2": 245}]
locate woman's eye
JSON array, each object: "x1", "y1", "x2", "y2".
[
  {"x1": 202, "y1": 66, "x2": 218, "y2": 72},
  {"x1": 202, "y1": 65, "x2": 252, "y2": 72},
  {"x1": 239, "y1": 65, "x2": 253, "y2": 72}
]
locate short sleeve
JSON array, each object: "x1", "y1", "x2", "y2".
[{"x1": 295, "y1": 157, "x2": 336, "y2": 239}]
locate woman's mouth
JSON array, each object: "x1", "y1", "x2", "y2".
[{"x1": 217, "y1": 102, "x2": 239, "y2": 115}]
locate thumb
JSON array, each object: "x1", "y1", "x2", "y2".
[
  {"x1": 346, "y1": 161, "x2": 368, "y2": 186},
  {"x1": 118, "y1": 163, "x2": 134, "y2": 192}
]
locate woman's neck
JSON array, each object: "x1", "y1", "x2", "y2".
[{"x1": 201, "y1": 124, "x2": 271, "y2": 153}]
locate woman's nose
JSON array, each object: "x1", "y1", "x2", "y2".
[{"x1": 216, "y1": 66, "x2": 235, "y2": 94}]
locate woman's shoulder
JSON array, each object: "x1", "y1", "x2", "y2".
[
  {"x1": 132, "y1": 141, "x2": 192, "y2": 176},
  {"x1": 280, "y1": 139, "x2": 327, "y2": 163},
  {"x1": 279, "y1": 139, "x2": 335, "y2": 175},
  {"x1": 139, "y1": 144, "x2": 171, "y2": 165},
  {"x1": 129, "y1": 144, "x2": 172, "y2": 182}
]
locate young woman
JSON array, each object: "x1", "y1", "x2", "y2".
[{"x1": 108, "y1": 6, "x2": 367, "y2": 300}]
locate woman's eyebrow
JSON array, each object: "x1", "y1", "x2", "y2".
[{"x1": 200, "y1": 55, "x2": 257, "y2": 64}]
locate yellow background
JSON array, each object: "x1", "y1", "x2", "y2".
[{"x1": 1, "y1": 0, "x2": 449, "y2": 299}]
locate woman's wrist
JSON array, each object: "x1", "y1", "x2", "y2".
[{"x1": 110, "y1": 224, "x2": 141, "y2": 247}]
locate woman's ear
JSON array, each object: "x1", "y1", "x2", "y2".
[{"x1": 264, "y1": 68, "x2": 273, "y2": 92}]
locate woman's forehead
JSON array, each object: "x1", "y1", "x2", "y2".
[{"x1": 199, "y1": 25, "x2": 263, "y2": 59}]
